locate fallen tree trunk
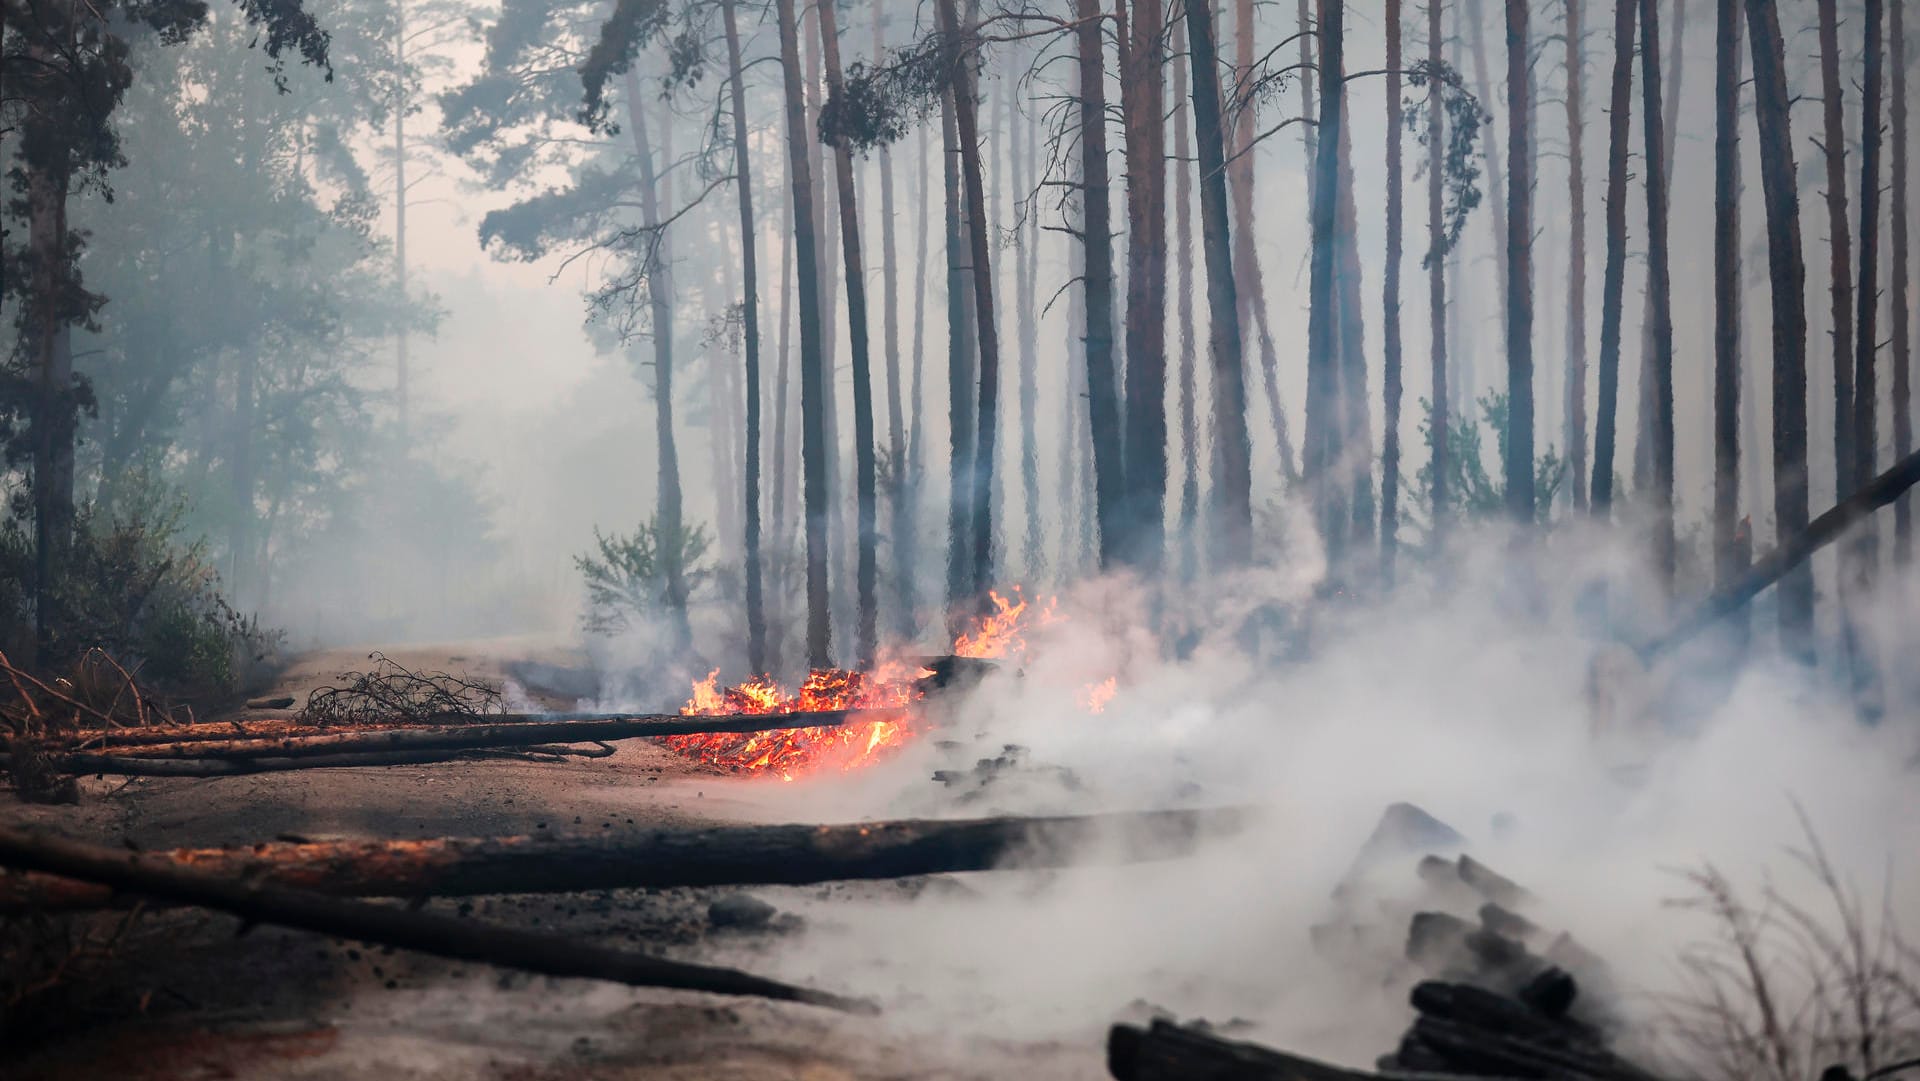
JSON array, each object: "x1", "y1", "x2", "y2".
[
  {"x1": 1, "y1": 806, "x2": 1250, "y2": 912},
  {"x1": 50, "y1": 709, "x2": 881, "y2": 764},
  {"x1": 0, "y1": 821, "x2": 873, "y2": 1013},
  {"x1": 1108, "y1": 1020, "x2": 1388, "y2": 1081},
  {"x1": 46, "y1": 744, "x2": 618, "y2": 778},
  {"x1": 1643, "y1": 446, "x2": 1920, "y2": 658}
]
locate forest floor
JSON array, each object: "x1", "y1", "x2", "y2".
[{"x1": 4, "y1": 639, "x2": 1100, "y2": 1080}]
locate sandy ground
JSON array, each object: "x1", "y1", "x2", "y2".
[{"x1": 2, "y1": 638, "x2": 1101, "y2": 1080}]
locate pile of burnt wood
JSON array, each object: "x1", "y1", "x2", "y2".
[{"x1": 1110, "y1": 803, "x2": 1672, "y2": 1081}]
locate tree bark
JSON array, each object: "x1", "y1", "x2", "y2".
[
  {"x1": 1634, "y1": 0, "x2": 1690, "y2": 490},
  {"x1": 935, "y1": 0, "x2": 1002, "y2": 601},
  {"x1": 942, "y1": 93, "x2": 977, "y2": 634},
  {"x1": 873, "y1": 0, "x2": 914, "y2": 639},
  {"x1": 0, "y1": 824, "x2": 869, "y2": 1013},
  {"x1": 909, "y1": 118, "x2": 931, "y2": 626},
  {"x1": 1186, "y1": 0, "x2": 1253, "y2": 565},
  {"x1": 1233, "y1": 0, "x2": 1297, "y2": 485},
  {"x1": 1305, "y1": 0, "x2": 1349, "y2": 565},
  {"x1": 624, "y1": 77, "x2": 691, "y2": 648},
  {"x1": 1382, "y1": 0, "x2": 1406, "y2": 577},
  {"x1": 1564, "y1": 0, "x2": 1589, "y2": 512},
  {"x1": 1845, "y1": 0, "x2": 1885, "y2": 716},
  {"x1": 1008, "y1": 60, "x2": 1042, "y2": 576},
  {"x1": 1639, "y1": 0, "x2": 1676, "y2": 591},
  {"x1": 1744, "y1": 0, "x2": 1814, "y2": 662},
  {"x1": 1816, "y1": 0, "x2": 1855, "y2": 501},
  {"x1": 1589, "y1": 0, "x2": 1637, "y2": 513},
  {"x1": 1076, "y1": 0, "x2": 1128, "y2": 572},
  {"x1": 1894, "y1": 0, "x2": 1912, "y2": 564},
  {"x1": 815, "y1": 0, "x2": 881, "y2": 665},
  {"x1": 1503, "y1": 0, "x2": 1535, "y2": 524},
  {"x1": 722, "y1": 0, "x2": 767, "y2": 674},
  {"x1": 1467, "y1": 0, "x2": 1511, "y2": 392},
  {"x1": 1119, "y1": 0, "x2": 1169, "y2": 573},
  {"x1": 1429, "y1": 0, "x2": 1452, "y2": 538},
  {"x1": 1336, "y1": 109, "x2": 1374, "y2": 548},
  {"x1": 24, "y1": 40, "x2": 77, "y2": 665},
  {"x1": 1712, "y1": 0, "x2": 1744, "y2": 607},
  {"x1": 771, "y1": 132, "x2": 796, "y2": 671},
  {"x1": 775, "y1": 0, "x2": 833, "y2": 667},
  {"x1": 1173, "y1": 8, "x2": 1201, "y2": 580},
  {"x1": 2, "y1": 807, "x2": 1251, "y2": 911}
]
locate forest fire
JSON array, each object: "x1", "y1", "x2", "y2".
[{"x1": 660, "y1": 588, "x2": 1057, "y2": 779}]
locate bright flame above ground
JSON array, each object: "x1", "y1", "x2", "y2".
[{"x1": 662, "y1": 589, "x2": 1059, "y2": 780}]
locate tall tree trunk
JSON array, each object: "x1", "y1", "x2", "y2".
[
  {"x1": 1305, "y1": 0, "x2": 1349, "y2": 563},
  {"x1": 1173, "y1": 7, "x2": 1201, "y2": 580},
  {"x1": 905, "y1": 119, "x2": 930, "y2": 636},
  {"x1": 1428, "y1": 0, "x2": 1452, "y2": 537},
  {"x1": 625, "y1": 75, "x2": 691, "y2": 648},
  {"x1": 1008, "y1": 61, "x2": 1042, "y2": 576},
  {"x1": 393, "y1": 0, "x2": 411, "y2": 443},
  {"x1": 1590, "y1": 0, "x2": 1637, "y2": 513},
  {"x1": 1893, "y1": 0, "x2": 1912, "y2": 564},
  {"x1": 1381, "y1": 0, "x2": 1405, "y2": 576},
  {"x1": 804, "y1": 5, "x2": 847, "y2": 650},
  {"x1": 873, "y1": 0, "x2": 914, "y2": 637},
  {"x1": 1467, "y1": 0, "x2": 1511, "y2": 387},
  {"x1": 1640, "y1": 0, "x2": 1676, "y2": 590},
  {"x1": 1816, "y1": 0, "x2": 1855, "y2": 497},
  {"x1": 1186, "y1": 0, "x2": 1253, "y2": 564},
  {"x1": 722, "y1": 0, "x2": 767, "y2": 673},
  {"x1": 1634, "y1": 0, "x2": 1689, "y2": 489},
  {"x1": 1119, "y1": 0, "x2": 1169, "y2": 573},
  {"x1": 1336, "y1": 110, "x2": 1375, "y2": 547},
  {"x1": 771, "y1": 143, "x2": 796, "y2": 670},
  {"x1": 25, "y1": 130, "x2": 75, "y2": 661},
  {"x1": 1846, "y1": 0, "x2": 1885, "y2": 716},
  {"x1": 1235, "y1": 0, "x2": 1297, "y2": 483},
  {"x1": 815, "y1": 0, "x2": 881, "y2": 664},
  {"x1": 774, "y1": 0, "x2": 833, "y2": 667},
  {"x1": 1564, "y1": 0, "x2": 1589, "y2": 512},
  {"x1": 936, "y1": 0, "x2": 1003, "y2": 599},
  {"x1": 1743, "y1": 0, "x2": 1814, "y2": 661},
  {"x1": 1504, "y1": 0, "x2": 1535, "y2": 523},
  {"x1": 942, "y1": 95, "x2": 976, "y2": 632},
  {"x1": 1712, "y1": 0, "x2": 1745, "y2": 604},
  {"x1": 1077, "y1": 0, "x2": 1128, "y2": 572}
]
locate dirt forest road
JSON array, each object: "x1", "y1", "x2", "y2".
[{"x1": 3, "y1": 639, "x2": 1095, "y2": 1080}]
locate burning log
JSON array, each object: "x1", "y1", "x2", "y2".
[
  {"x1": 47, "y1": 709, "x2": 879, "y2": 766},
  {"x1": 0, "y1": 806, "x2": 1252, "y2": 912},
  {"x1": 0, "y1": 821, "x2": 874, "y2": 1013}
]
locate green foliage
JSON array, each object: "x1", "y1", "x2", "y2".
[
  {"x1": 1415, "y1": 392, "x2": 1565, "y2": 524},
  {"x1": 0, "y1": 483, "x2": 279, "y2": 700},
  {"x1": 575, "y1": 516, "x2": 713, "y2": 634},
  {"x1": 1404, "y1": 59, "x2": 1489, "y2": 268},
  {"x1": 818, "y1": 33, "x2": 955, "y2": 152}
]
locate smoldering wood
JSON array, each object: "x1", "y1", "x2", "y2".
[
  {"x1": 0, "y1": 805, "x2": 1253, "y2": 912},
  {"x1": 1108, "y1": 1019, "x2": 1392, "y2": 1081},
  {"x1": 48, "y1": 744, "x2": 618, "y2": 778},
  {"x1": 1642, "y1": 446, "x2": 1920, "y2": 658},
  {"x1": 0, "y1": 821, "x2": 874, "y2": 1013},
  {"x1": 46, "y1": 709, "x2": 876, "y2": 764}
]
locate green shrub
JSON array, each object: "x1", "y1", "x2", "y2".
[{"x1": 574, "y1": 516, "x2": 712, "y2": 635}]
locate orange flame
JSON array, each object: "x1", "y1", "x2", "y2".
[
  {"x1": 1077, "y1": 676, "x2": 1118, "y2": 714},
  {"x1": 660, "y1": 589, "x2": 1052, "y2": 779}
]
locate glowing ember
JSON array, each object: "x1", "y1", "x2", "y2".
[
  {"x1": 661, "y1": 590, "x2": 1050, "y2": 780},
  {"x1": 1077, "y1": 676, "x2": 1118, "y2": 714}
]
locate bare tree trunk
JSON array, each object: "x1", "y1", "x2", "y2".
[
  {"x1": 1639, "y1": 0, "x2": 1676, "y2": 590},
  {"x1": 1008, "y1": 60, "x2": 1042, "y2": 576},
  {"x1": 1712, "y1": 0, "x2": 1744, "y2": 604},
  {"x1": 25, "y1": 109, "x2": 76, "y2": 662},
  {"x1": 1816, "y1": 0, "x2": 1855, "y2": 498},
  {"x1": 1429, "y1": 0, "x2": 1452, "y2": 537},
  {"x1": 906, "y1": 119, "x2": 930, "y2": 636},
  {"x1": 1173, "y1": 8, "x2": 1201, "y2": 580},
  {"x1": 1743, "y1": 0, "x2": 1814, "y2": 661},
  {"x1": 815, "y1": 0, "x2": 881, "y2": 664},
  {"x1": 1846, "y1": 0, "x2": 1885, "y2": 716},
  {"x1": 393, "y1": 0, "x2": 412, "y2": 443},
  {"x1": 1186, "y1": 0, "x2": 1253, "y2": 564},
  {"x1": 774, "y1": 0, "x2": 833, "y2": 667},
  {"x1": 722, "y1": 0, "x2": 767, "y2": 672},
  {"x1": 1119, "y1": 0, "x2": 1169, "y2": 573},
  {"x1": 1381, "y1": 0, "x2": 1406, "y2": 576},
  {"x1": 1304, "y1": 0, "x2": 1348, "y2": 563},
  {"x1": 1467, "y1": 0, "x2": 1511, "y2": 374},
  {"x1": 771, "y1": 146, "x2": 796, "y2": 671},
  {"x1": 1894, "y1": 0, "x2": 1912, "y2": 564},
  {"x1": 1503, "y1": 0, "x2": 1535, "y2": 524},
  {"x1": 943, "y1": 95, "x2": 976, "y2": 632},
  {"x1": 1590, "y1": 0, "x2": 1637, "y2": 513},
  {"x1": 935, "y1": 0, "x2": 1002, "y2": 601},
  {"x1": 1634, "y1": 0, "x2": 1690, "y2": 489},
  {"x1": 1236, "y1": 0, "x2": 1297, "y2": 484},
  {"x1": 625, "y1": 75, "x2": 691, "y2": 648},
  {"x1": 1564, "y1": 0, "x2": 1589, "y2": 512},
  {"x1": 1336, "y1": 112, "x2": 1375, "y2": 548},
  {"x1": 1077, "y1": 0, "x2": 1127, "y2": 572},
  {"x1": 873, "y1": 0, "x2": 913, "y2": 638}
]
